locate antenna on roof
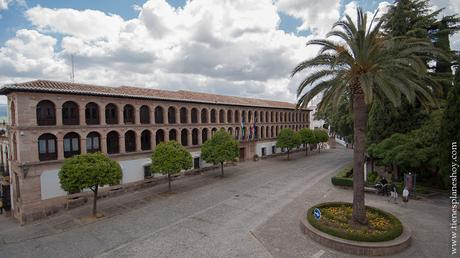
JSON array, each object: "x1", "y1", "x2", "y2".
[{"x1": 70, "y1": 54, "x2": 75, "y2": 83}]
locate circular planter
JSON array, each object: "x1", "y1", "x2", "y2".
[{"x1": 300, "y1": 203, "x2": 412, "y2": 256}]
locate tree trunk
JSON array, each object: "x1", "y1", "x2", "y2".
[
  {"x1": 168, "y1": 174, "x2": 172, "y2": 192},
  {"x1": 351, "y1": 93, "x2": 368, "y2": 226},
  {"x1": 318, "y1": 143, "x2": 321, "y2": 153},
  {"x1": 287, "y1": 149, "x2": 290, "y2": 160},
  {"x1": 305, "y1": 144, "x2": 309, "y2": 156},
  {"x1": 221, "y1": 162, "x2": 224, "y2": 177},
  {"x1": 392, "y1": 164, "x2": 399, "y2": 181},
  {"x1": 92, "y1": 185, "x2": 98, "y2": 217}
]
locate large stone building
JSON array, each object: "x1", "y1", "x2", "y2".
[{"x1": 0, "y1": 80, "x2": 310, "y2": 224}]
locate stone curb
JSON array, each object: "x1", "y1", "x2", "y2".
[{"x1": 299, "y1": 210, "x2": 412, "y2": 256}]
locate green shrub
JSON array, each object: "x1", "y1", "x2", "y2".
[
  {"x1": 331, "y1": 176, "x2": 353, "y2": 187},
  {"x1": 367, "y1": 171, "x2": 378, "y2": 184},
  {"x1": 307, "y1": 202, "x2": 403, "y2": 242}
]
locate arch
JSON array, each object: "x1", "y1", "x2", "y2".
[
  {"x1": 271, "y1": 112, "x2": 274, "y2": 123},
  {"x1": 62, "y1": 101, "x2": 79, "y2": 125},
  {"x1": 260, "y1": 111, "x2": 264, "y2": 123},
  {"x1": 180, "y1": 107, "x2": 188, "y2": 124},
  {"x1": 260, "y1": 126, "x2": 264, "y2": 139},
  {"x1": 248, "y1": 111, "x2": 252, "y2": 122},
  {"x1": 191, "y1": 108, "x2": 198, "y2": 124},
  {"x1": 210, "y1": 109, "x2": 217, "y2": 123},
  {"x1": 141, "y1": 130, "x2": 151, "y2": 151},
  {"x1": 156, "y1": 129, "x2": 165, "y2": 145},
  {"x1": 228, "y1": 127, "x2": 233, "y2": 135},
  {"x1": 181, "y1": 129, "x2": 189, "y2": 146},
  {"x1": 266, "y1": 126, "x2": 269, "y2": 138},
  {"x1": 211, "y1": 127, "x2": 217, "y2": 136},
  {"x1": 107, "y1": 131, "x2": 120, "y2": 154},
  {"x1": 192, "y1": 128, "x2": 199, "y2": 145},
  {"x1": 168, "y1": 106, "x2": 176, "y2": 124},
  {"x1": 86, "y1": 131, "x2": 101, "y2": 153},
  {"x1": 202, "y1": 128, "x2": 209, "y2": 143},
  {"x1": 254, "y1": 111, "x2": 258, "y2": 122},
  {"x1": 234, "y1": 110, "x2": 240, "y2": 123},
  {"x1": 124, "y1": 104, "x2": 135, "y2": 124},
  {"x1": 155, "y1": 106, "x2": 164, "y2": 124},
  {"x1": 85, "y1": 102, "x2": 100, "y2": 125},
  {"x1": 219, "y1": 109, "x2": 225, "y2": 123},
  {"x1": 140, "y1": 105, "x2": 150, "y2": 124},
  {"x1": 125, "y1": 130, "x2": 136, "y2": 152},
  {"x1": 201, "y1": 108, "x2": 208, "y2": 123},
  {"x1": 36, "y1": 100, "x2": 56, "y2": 126},
  {"x1": 63, "y1": 132, "x2": 80, "y2": 158},
  {"x1": 242, "y1": 110, "x2": 246, "y2": 123},
  {"x1": 38, "y1": 133, "x2": 57, "y2": 161},
  {"x1": 265, "y1": 111, "x2": 269, "y2": 123},
  {"x1": 105, "y1": 103, "x2": 118, "y2": 124},
  {"x1": 169, "y1": 129, "x2": 177, "y2": 141},
  {"x1": 227, "y1": 110, "x2": 233, "y2": 123},
  {"x1": 271, "y1": 126, "x2": 274, "y2": 138}
]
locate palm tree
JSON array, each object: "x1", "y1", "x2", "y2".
[{"x1": 292, "y1": 8, "x2": 445, "y2": 225}]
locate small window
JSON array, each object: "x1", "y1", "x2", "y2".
[
  {"x1": 38, "y1": 133, "x2": 57, "y2": 161},
  {"x1": 36, "y1": 100, "x2": 56, "y2": 126},
  {"x1": 272, "y1": 146, "x2": 276, "y2": 154},
  {"x1": 123, "y1": 104, "x2": 135, "y2": 124},
  {"x1": 86, "y1": 132, "x2": 101, "y2": 153},
  {"x1": 144, "y1": 164, "x2": 152, "y2": 178},
  {"x1": 62, "y1": 101, "x2": 79, "y2": 125},
  {"x1": 193, "y1": 157, "x2": 200, "y2": 169},
  {"x1": 140, "y1": 105, "x2": 150, "y2": 124},
  {"x1": 63, "y1": 132, "x2": 80, "y2": 158},
  {"x1": 262, "y1": 148, "x2": 266, "y2": 156}
]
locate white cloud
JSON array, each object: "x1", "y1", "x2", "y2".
[
  {"x1": 0, "y1": 0, "x2": 8, "y2": 10},
  {"x1": 277, "y1": 0, "x2": 341, "y2": 36}
]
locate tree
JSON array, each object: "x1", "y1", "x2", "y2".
[
  {"x1": 439, "y1": 62, "x2": 460, "y2": 187},
  {"x1": 201, "y1": 129, "x2": 239, "y2": 177},
  {"x1": 314, "y1": 129, "x2": 329, "y2": 153},
  {"x1": 276, "y1": 128, "x2": 300, "y2": 160},
  {"x1": 59, "y1": 152, "x2": 122, "y2": 217},
  {"x1": 151, "y1": 141, "x2": 192, "y2": 192},
  {"x1": 298, "y1": 128, "x2": 315, "y2": 156},
  {"x1": 292, "y1": 8, "x2": 444, "y2": 225}
]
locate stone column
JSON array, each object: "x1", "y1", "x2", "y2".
[
  {"x1": 164, "y1": 108, "x2": 169, "y2": 125},
  {"x1": 119, "y1": 135, "x2": 126, "y2": 153},
  {"x1": 100, "y1": 105, "x2": 106, "y2": 126},
  {"x1": 136, "y1": 132, "x2": 142, "y2": 152},
  {"x1": 198, "y1": 109, "x2": 202, "y2": 124},
  {"x1": 187, "y1": 130, "x2": 192, "y2": 146},
  {"x1": 151, "y1": 109, "x2": 156, "y2": 125},
  {"x1": 119, "y1": 105, "x2": 124, "y2": 124},
  {"x1": 198, "y1": 129, "x2": 203, "y2": 146},
  {"x1": 56, "y1": 107, "x2": 63, "y2": 126},
  {"x1": 80, "y1": 137, "x2": 87, "y2": 154},
  {"x1": 134, "y1": 106, "x2": 140, "y2": 125},
  {"x1": 79, "y1": 107, "x2": 85, "y2": 125},
  {"x1": 175, "y1": 108, "x2": 180, "y2": 125},
  {"x1": 57, "y1": 138, "x2": 64, "y2": 160},
  {"x1": 187, "y1": 109, "x2": 191, "y2": 124},
  {"x1": 151, "y1": 130, "x2": 156, "y2": 149},
  {"x1": 101, "y1": 136, "x2": 107, "y2": 154}
]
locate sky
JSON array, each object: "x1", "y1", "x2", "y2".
[{"x1": 0, "y1": 0, "x2": 459, "y2": 105}]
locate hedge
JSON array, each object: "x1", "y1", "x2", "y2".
[{"x1": 331, "y1": 176, "x2": 353, "y2": 187}]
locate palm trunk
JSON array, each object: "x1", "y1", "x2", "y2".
[
  {"x1": 351, "y1": 93, "x2": 368, "y2": 225},
  {"x1": 220, "y1": 162, "x2": 224, "y2": 177},
  {"x1": 168, "y1": 174, "x2": 172, "y2": 192},
  {"x1": 92, "y1": 185, "x2": 98, "y2": 217}
]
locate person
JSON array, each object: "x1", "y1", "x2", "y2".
[
  {"x1": 403, "y1": 188, "x2": 409, "y2": 202},
  {"x1": 379, "y1": 177, "x2": 389, "y2": 196},
  {"x1": 389, "y1": 183, "x2": 398, "y2": 203}
]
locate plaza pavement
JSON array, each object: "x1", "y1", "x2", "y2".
[{"x1": 0, "y1": 147, "x2": 452, "y2": 258}]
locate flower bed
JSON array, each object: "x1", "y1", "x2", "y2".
[{"x1": 307, "y1": 202, "x2": 403, "y2": 242}]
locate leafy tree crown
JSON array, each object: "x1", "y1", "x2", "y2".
[
  {"x1": 151, "y1": 141, "x2": 193, "y2": 175},
  {"x1": 298, "y1": 128, "x2": 316, "y2": 145},
  {"x1": 276, "y1": 128, "x2": 301, "y2": 149},
  {"x1": 59, "y1": 152, "x2": 122, "y2": 192},
  {"x1": 201, "y1": 129, "x2": 239, "y2": 165}
]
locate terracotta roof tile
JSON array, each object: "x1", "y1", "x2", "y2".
[{"x1": 0, "y1": 80, "x2": 306, "y2": 110}]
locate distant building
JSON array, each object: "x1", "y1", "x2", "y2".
[
  {"x1": 0, "y1": 80, "x2": 310, "y2": 224},
  {"x1": 308, "y1": 94, "x2": 326, "y2": 130}
]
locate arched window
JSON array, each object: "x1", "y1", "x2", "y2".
[
  {"x1": 124, "y1": 104, "x2": 135, "y2": 124},
  {"x1": 202, "y1": 128, "x2": 208, "y2": 143},
  {"x1": 201, "y1": 109, "x2": 208, "y2": 123},
  {"x1": 227, "y1": 110, "x2": 233, "y2": 123},
  {"x1": 234, "y1": 110, "x2": 240, "y2": 123},
  {"x1": 107, "y1": 131, "x2": 119, "y2": 154},
  {"x1": 181, "y1": 129, "x2": 188, "y2": 146},
  {"x1": 125, "y1": 130, "x2": 136, "y2": 152},
  {"x1": 168, "y1": 107, "x2": 176, "y2": 124},
  {"x1": 62, "y1": 101, "x2": 79, "y2": 125},
  {"x1": 266, "y1": 126, "x2": 269, "y2": 138},
  {"x1": 191, "y1": 108, "x2": 198, "y2": 124},
  {"x1": 254, "y1": 111, "x2": 258, "y2": 122},
  {"x1": 63, "y1": 132, "x2": 80, "y2": 158},
  {"x1": 242, "y1": 110, "x2": 246, "y2": 123},
  {"x1": 192, "y1": 129, "x2": 198, "y2": 145},
  {"x1": 169, "y1": 129, "x2": 177, "y2": 141},
  {"x1": 211, "y1": 127, "x2": 217, "y2": 136},
  {"x1": 140, "y1": 105, "x2": 150, "y2": 124},
  {"x1": 155, "y1": 106, "x2": 164, "y2": 124},
  {"x1": 210, "y1": 109, "x2": 217, "y2": 123},
  {"x1": 228, "y1": 127, "x2": 233, "y2": 135},
  {"x1": 265, "y1": 111, "x2": 269, "y2": 123},
  {"x1": 85, "y1": 102, "x2": 99, "y2": 125},
  {"x1": 261, "y1": 126, "x2": 264, "y2": 138},
  {"x1": 271, "y1": 112, "x2": 274, "y2": 123},
  {"x1": 86, "y1": 132, "x2": 100, "y2": 153},
  {"x1": 235, "y1": 127, "x2": 240, "y2": 140},
  {"x1": 141, "y1": 130, "x2": 151, "y2": 150},
  {"x1": 105, "y1": 104, "x2": 118, "y2": 124},
  {"x1": 271, "y1": 126, "x2": 274, "y2": 138},
  {"x1": 275, "y1": 112, "x2": 279, "y2": 123},
  {"x1": 219, "y1": 109, "x2": 225, "y2": 123},
  {"x1": 36, "y1": 100, "x2": 56, "y2": 126},
  {"x1": 156, "y1": 129, "x2": 165, "y2": 145},
  {"x1": 248, "y1": 111, "x2": 252, "y2": 122},
  {"x1": 260, "y1": 111, "x2": 264, "y2": 123},
  {"x1": 38, "y1": 133, "x2": 57, "y2": 161},
  {"x1": 180, "y1": 107, "x2": 188, "y2": 124}
]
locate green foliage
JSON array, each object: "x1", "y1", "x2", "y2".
[
  {"x1": 276, "y1": 128, "x2": 301, "y2": 150},
  {"x1": 439, "y1": 64, "x2": 460, "y2": 186},
  {"x1": 331, "y1": 176, "x2": 353, "y2": 187},
  {"x1": 151, "y1": 141, "x2": 193, "y2": 176},
  {"x1": 367, "y1": 171, "x2": 378, "y2": 184},
  {"x1": 59, "y1": 152, "x2": 122, "y2": 193},
  {"x1": 368, "y1": 110, "x2": 443, "y2": 174},
  {"x1": 315, "y1": 96, "x2": 353, "y2": 143},
  {"x1": 307, "y1": 202, "x2": 403, "y2": 242},
  {"x1": 201, "y1": 129, "x2": 239, "y2": 165},
  {"x1": 313, "y1": 129, "x2": 329, "y2": 143},
  {"x1": 298, "y1": 128, "x2": 316, "y2": 145}
]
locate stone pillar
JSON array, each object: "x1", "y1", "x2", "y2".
[
  {"x1": 207, "y1": 129, "x2": 211, "y2": 141},
  {"x1": 151, "y1": 109, "x2": 156, "y2": 125},
  {"x1": 187, "y1": 130, "x2": 192, "y2": 146},
  {"x1": 119, "y1": 105, "x2": 124, "y2": 124},
  {"x1": 164, "y1": 108, "x2": 169, "y2": 125},
  {"x1": 198, "y1": 129, "x2": 202, "y2": 146},
  {"x1": 100, "y1": 105, "x2": 106, "y2": 126},
  {"x1": 79, "y1": 107, "x2": 85, "y2": 125},
  {"x1": 56, "y1": 107, "x2": 63, "y2": 126},
  {"x1": 57, "y1": 138, "x2": 64, "y2": 160},
  {"x1": 151, "y1": 130, "x2": 156, "y2": 149},
  {"x1": 101, "y1": 136, "x2": 107, "y2": 153},
  {"x1": 175, "y1": 108, "x2": 180, "y2": 125},
  {"x1": 198, "y1": 109, "x2": 202, "y2": 124},
  {"x1": 80, "y1": 137, "x2": 87, "y2": 154},
  {"x1": 136, "y1": 132, "x2": 142, "y2": 152},
  {"x1": 134, "y1": 106, "x2": 140, "y2": 125},
  {"x1": 119, "y1": 135, "x2": 126, "y2": 153}
]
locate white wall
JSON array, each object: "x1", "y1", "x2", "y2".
[
  {"x1": 119, "y1": 158, "x2": 150, "y2": 184},
  {"x1": 40, "y1": 169, "x2": 66, "y2": 200},
  {"x1": 255, "y1": 141, "x2": 278, "y2": 156}
]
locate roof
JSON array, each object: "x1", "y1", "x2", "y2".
[{"x1": 0, "y1": 80, "x2": 310, "y2": 110}]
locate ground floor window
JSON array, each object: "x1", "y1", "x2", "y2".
[
  {"x1": 272, "y1": 146, "x2": 276, "y2": 154},
  {"x1": 261, "y1": 147, "x2": 266, "y2": 156},
  {"x1": 144, "y1": 164, "x2": 152, "y2": 179},
  {"x1": 194, "y1": 157, "x2": 200, "y2": 169}
]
